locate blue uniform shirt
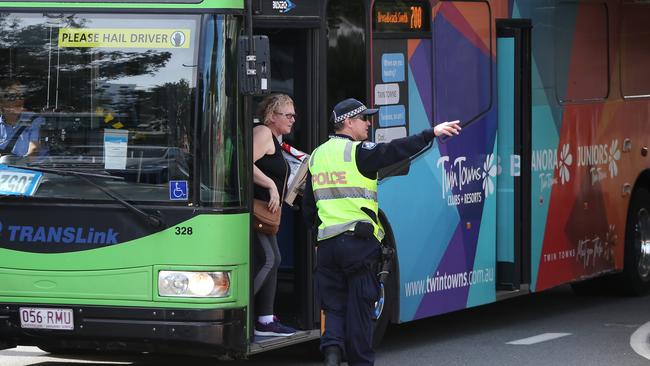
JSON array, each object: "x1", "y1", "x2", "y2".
[{"x1": 0, "y1": 113, "x2": 45, "y2": 156}]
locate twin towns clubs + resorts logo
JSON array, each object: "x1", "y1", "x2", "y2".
[
  {"x1": 437, "y1": 154, "x2": 497, "y2": 207},
  {"x1": 436, "y1": 140, "x2": 622, "y2": 206}
]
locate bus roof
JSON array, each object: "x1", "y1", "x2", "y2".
[{"x1": 0, "y1": 0, "x2": 243, "y2": 10}]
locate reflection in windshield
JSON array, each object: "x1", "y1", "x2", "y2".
[
  {"x1": 200, "y1": 15, "x2": 243, "y2": 207},
  {"x1": 0, "y1": 13, "x2": 198, "y2": 202}
]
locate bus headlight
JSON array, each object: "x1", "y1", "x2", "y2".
[{"x1": 158, "y1": 271, "x2": 230, "y2": 298}]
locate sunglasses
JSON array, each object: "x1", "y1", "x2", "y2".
[
  {"x1": 274, "y1": 111, "x2": 297, "y2": 120},
  {"x1": 352, "y1": 114, "x2": 369, "y2": 121}
]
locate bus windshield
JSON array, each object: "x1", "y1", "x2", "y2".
[{"x1": 0, "y1": 13, "x2": 201, "y2": 202}]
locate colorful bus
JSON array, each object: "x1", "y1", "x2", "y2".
[{"x1": 0, "y1": 0, "x2": 649, "y2": 359}]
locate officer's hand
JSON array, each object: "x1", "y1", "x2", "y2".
[
  {"x1": 268, "y1": 185, "x2": 280, "y2": 213},
  {"x1": 434, "y1": 120, "x2": 461, "y2": 137}
]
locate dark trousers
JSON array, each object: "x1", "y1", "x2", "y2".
[{"x1": 317, "y1": 233, "x2": 380, "y2": 366}]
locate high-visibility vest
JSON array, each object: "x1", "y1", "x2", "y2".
[{"x1": 309, "y1": 137, "x2": 384, "y2": 241}]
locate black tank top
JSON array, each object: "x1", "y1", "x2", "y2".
[{"x1": 254, "y1": 130, "x2": 288, "y2": 202}]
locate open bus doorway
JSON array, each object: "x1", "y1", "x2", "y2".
[
  {"x1": 249, "y1": 25, "x2": 320, "y2": 352},
  {"x1": 495, "y1": 19, "x2": 532, "y2": 294}
]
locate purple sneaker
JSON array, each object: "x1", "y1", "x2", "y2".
[{"x1": 254, "y1": 319, "x2": 296, "y2": 337}]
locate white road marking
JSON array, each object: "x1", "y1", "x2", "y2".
[
  {"x1": 506, "y1": 332, "x2": 572, "y2": 345},
  {"x1": 630, "y1": 321, "x2": 650, "y2": 361},
  {"x1": 0, "y1": 346, "x2": 133, "y2": 364}
]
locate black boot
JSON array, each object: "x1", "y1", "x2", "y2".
[{"x1": 323, "y1": 345, "x2": 341, "y2": 366}]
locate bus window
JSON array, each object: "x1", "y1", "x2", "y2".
[
  {"x1": 554, "y1": 2, "x2": 609, "y2": 103},
  {"x1": 433, "y1": 1, "x2": 491, "y2": 126},
  {"x1": 0, "y1": 13, "x2": 198, "y2": 202},
  {"x1": 327, "y1": 0, "x2": 367, "y2": 132},
  {"x1": 621, "y1": 3, "x2": 650, "y2": 98}
]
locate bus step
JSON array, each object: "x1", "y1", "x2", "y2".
[{"x1": 249, "y1": 329, "x2": 320, "y2": 355}]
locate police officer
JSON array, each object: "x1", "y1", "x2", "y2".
[{"x1": 302, "y1": 98, "x2": 461, "y2": 366}]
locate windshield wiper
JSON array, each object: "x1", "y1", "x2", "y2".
[
  {"x1": 11, "y1": 164, "x2": 124, "y2": 180},
  {"x1": 10, "y1": 165, "x2": 165, "y2": 229}
]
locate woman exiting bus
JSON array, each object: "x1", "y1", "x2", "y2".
[{"x1": 251, "y1": 93, "x2": 297, "y2": 337}]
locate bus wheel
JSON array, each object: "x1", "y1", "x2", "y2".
[
  {"x1": 622, "y1": 187, "x2": 650, "y2": 295},
  {"x1": 372, "y1": 245, "x2": 396, "y2": 348}
]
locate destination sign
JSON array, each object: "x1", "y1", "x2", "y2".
[{"x1": 373, "y1": 1, "x2": 430, "y2": 33}]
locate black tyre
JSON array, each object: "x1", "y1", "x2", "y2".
[
  {"x1": 372, "y1": 266, "x2": 395, "y2": 348},
  {"x1": 622, "y1": 187, "x2": 650, "y2": 295}
]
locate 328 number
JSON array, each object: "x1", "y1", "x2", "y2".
[{"x1": 175, "y1": 226, "x2": 193, "y2": 235}]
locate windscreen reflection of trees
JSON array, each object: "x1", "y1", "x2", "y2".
[{"x1": 0, "y1": 13, "x2": 192, "y2": 156}]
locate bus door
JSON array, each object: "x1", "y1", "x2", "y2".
[
  {"x1": 250, "y1": 0, "x2": 321, "y2": 352},
  {"x1": 495, "y1": 20, "x2": 532, "y2": 291}
]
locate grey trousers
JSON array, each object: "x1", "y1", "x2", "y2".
[{"x1": 253, "y1": 231, "x2": 282, "y2": 316}]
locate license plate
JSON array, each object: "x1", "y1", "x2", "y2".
[{"x1": 19, "y1": 307, "x2": 74, "y2": 330}]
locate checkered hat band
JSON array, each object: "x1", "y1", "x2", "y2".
[{"x1": 335, "y1": 106, "x2": 366, "y2": 123}]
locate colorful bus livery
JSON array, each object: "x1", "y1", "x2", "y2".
[
  {"x1": 0, "y1": 0, "x2": 649, "y2": 360},
  {"x1": 376, "y1": 0, "x2": 650, "y2": 324},
  {"x1": 515, "y1": 0, "x2": 650, "y2": 296}
]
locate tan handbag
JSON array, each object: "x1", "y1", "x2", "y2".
[
  {"x1": 253, "y1": 199, "x2": 282, "y2": 235},
  {"x1": 253, "y1": 160, "x2": 288, "y2": 235}
]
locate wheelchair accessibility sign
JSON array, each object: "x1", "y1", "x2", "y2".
[{"x1": 169, "y1": 180, "x2": 188, "y2": 201}]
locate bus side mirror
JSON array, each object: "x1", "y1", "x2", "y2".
[{"x1": 238, "y1": 35, "x2": 271, "y2": 96}]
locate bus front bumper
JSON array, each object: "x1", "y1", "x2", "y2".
[{"x1": 0, "y1": 303, "x2": 247, "y2": 356}]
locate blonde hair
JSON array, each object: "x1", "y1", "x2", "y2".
[{"x1": 256, "y1": 93, "x2": 294, "y2": 125}]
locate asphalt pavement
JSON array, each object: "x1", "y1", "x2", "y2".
[{"x1": 1, "y1": 285, "x2": 649, "y2": 365}]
